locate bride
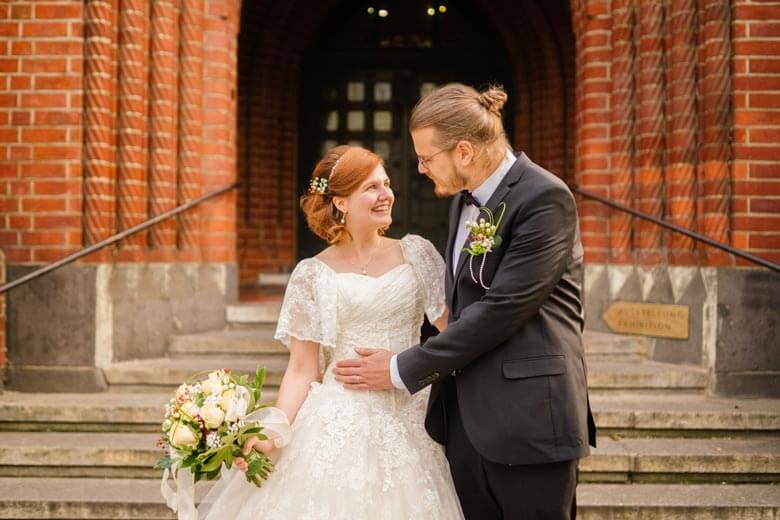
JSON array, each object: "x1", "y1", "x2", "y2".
[{"x1": 199, "y1": 145, "x2": 464, "y2": 519}]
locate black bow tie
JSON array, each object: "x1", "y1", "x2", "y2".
[{"x1": 461, "y1": 190, "x2": 479, "y2": 207}]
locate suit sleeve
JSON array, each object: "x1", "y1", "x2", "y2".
[{"x1": 396, "y1": 184, "x2": 578, "y2": 394}]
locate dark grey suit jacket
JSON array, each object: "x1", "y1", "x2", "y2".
[{"x1": 397, "y1": 152, "x2": 596, "y2": 465}]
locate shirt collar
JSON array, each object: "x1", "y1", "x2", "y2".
[{"x1": 471, "y1": 149, "x2": 516, "y2": 206}]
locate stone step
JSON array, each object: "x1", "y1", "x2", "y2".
[
  {"x1": 169, "y1": 328, "x2": 647, "y2": 362},
  {"x1": 1, "y1": 433, "x2": 777, "y2": 482},
  {"x1": 586, "y1": 360, "x2": 707, "y2": 392},
  {"x1": 257, "y1": 272, "x2": 291, "y2": 287},
  {"x1": 104, "y1": 355, "x2": 706, "y2": 393},
  {"x1": 103, "y1": 356, "x2": 288, "y2": 392},
  {"x1": 1, "y1": 391, "x2": 777, "y2": 436},
  {"x1": 225, "y1": 303, "x2": 281, "y2": 327},
  {"x1": 168, "y1": 328, "x2": 287, "y2": 357},
  {"x1": 582, "y1": 330, "x2": 650, "y2": 361},
  {"x1": 0, "y1": 391, "x2": 276, "y2": 433},
  {"x1": 576, "y1": 483, "x2": 780, "y2": 519},
  {"x1": 590, "y1": 392, "x2": 780, "y2": 437},
  {"x1": 0, "y1": 478, "x2": 777, "y2": 519},
  {"x1": 581, "y1": 436, "x2": 780, "y2": 483}
]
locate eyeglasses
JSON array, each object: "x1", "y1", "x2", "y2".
[{"x1": 417, "y1": 147, "x2": 452, "y2": 168}]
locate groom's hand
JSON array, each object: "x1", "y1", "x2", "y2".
[{"x1": 333, "y1": 347, "x2": 393, "y2": 390}]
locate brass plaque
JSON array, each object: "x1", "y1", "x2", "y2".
[{"x1": 602, "y1": 302, "x2": 689, "y2": 340}]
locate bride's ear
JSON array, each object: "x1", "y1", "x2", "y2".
[{"x1": 332, "y1": 196, "x2": 348, "y2": 215}]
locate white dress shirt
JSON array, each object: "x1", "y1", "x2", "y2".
[{"x1": 390, "y1": 149, "x2": 517, "y2": 391}]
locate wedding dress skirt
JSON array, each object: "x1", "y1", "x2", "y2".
[{"x1": 199, "y1": 235, "x2": 464, "y2": 519}]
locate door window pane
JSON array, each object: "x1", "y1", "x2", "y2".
[
  {"x1": 374, "y1": 140, "x2": 391, "y2": 160},
  {"x1": 326, "y1": 111, "x2": 338, "y2": 131},
  {"x1": 348, "y1": 139, "x2": 363, "y2": 147},
  {"x1": 321, "y1": 139, "x2": 338, "y2": 156},
  {"x1": 324, "y1": 86, "x2": 338, "y2": 101},
  {"x1": 374, "y1": 111, "x2": 392, "y2": 131},
  {"x1": 347, "y1": 82, "x2": 365, "y2": 102},
  {"x1": 420, "y1": 82, "x2": 437, "y2": 99},
  {"x1": 374, "y1": 82, "x2": 392, "y2": 102},
  {"x1": 347, "y1": 111, "x2": 365, "y2": 131}
]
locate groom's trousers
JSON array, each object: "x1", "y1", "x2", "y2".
[{"x1": 444, "y1": 380, "x2": 578, "y2": 520}]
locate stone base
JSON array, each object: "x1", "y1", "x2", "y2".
[
  {"x1": 5, "y1": 365, "x2": 107, "y2": 393},
  {"x1": 584, "y1": 264, "x2": 779, "y2": 398},
  {"x1": 5, "y1": 262, "x2": 237, "y2": 392}
]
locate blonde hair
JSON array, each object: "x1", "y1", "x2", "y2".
[
  {"x1": 410, "y1": 83, "x2": 510, "y2": 165},
  {"x1": 299, "y1": 145, "x2": 384, "y2": 245}
]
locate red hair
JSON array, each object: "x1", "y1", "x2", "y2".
[{"x1": 300, "y1": 145, "x2": 384, "y2": 244}]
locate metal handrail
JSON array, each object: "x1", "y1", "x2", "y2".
[
  {"x1": 0, "y1": 183, "x2": 238, "y2": 294},
  {"x1": 571, "y1": 185, "x2": 780, "y2": 273},
  {"x1": 1, "y1": 180, "x2": 775, "y2": 296}
]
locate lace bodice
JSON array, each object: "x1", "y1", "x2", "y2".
[{"x1": 274, "y1": 234, "x2": 446, "y2": 376}]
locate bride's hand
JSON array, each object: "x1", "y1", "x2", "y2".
[
  {"x1": 234, "y1": 436, "x2": 275, "y2": 472},
  {"x1": 245, "y1": 436, "x2": 276, "y2": 456}
]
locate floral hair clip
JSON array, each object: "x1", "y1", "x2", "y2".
[{"x1": 309, "y1": 177, "x2": 328, "y2": 195}]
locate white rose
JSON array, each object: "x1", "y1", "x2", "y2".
[
  {"x1": 224, "y1": 386, "x2": 250, "y2": 423},
  {"x1": 220, "y1": 389, "x2": 236, "y2": 411},
  {"x1": 169, "y1": 422, "x2": 199, "y2": 449},
  {"x1": 180, "y1": 400, "x2": 200, "y2": 418},
  {"x1": 175, "y1": 383, "x2": 189, "y2": 399},
  {"x1": 201, "y1": 371, "x2": 226, "y2": 395},
  {"x1": 200, "y1": 402, "x2": 226, "y2": 429}
]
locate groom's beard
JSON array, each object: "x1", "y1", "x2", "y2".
[{"x1": 431, "y1": 166, "x2": 470, "y2": 198}]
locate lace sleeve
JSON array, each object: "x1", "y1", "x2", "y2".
[
  {"x1": 403, "y1": 234, "x2": 447, "y2": 323},
  {"x1": 274, "y1": 259, "x2": 329, "y2": 349}
]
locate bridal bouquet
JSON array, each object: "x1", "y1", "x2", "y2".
[{"x1": 157, "y1": 367, "x2": 291, "y2": 517}]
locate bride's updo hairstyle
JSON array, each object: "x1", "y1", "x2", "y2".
[
  {"x1": 300, "y1": 145, "x2": 384, "y2": 245},
  {"x1": 410, "y1": 83, "x2": 510, "y2": 169}
]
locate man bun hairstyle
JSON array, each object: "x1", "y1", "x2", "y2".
[{"x1": 410, "y1": 83, "x2": 510, "y2": 162}]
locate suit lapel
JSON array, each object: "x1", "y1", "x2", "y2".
[
  {"x1": 452, "y1": 153, "x2": 529, "y2": 289},
  {"x1": 444, "y1": 193, "x2": 463, "y2": 303}
]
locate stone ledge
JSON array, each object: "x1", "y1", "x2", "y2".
[{"x1": 0, "y1": 479, "x2": 778, "y2": 519}]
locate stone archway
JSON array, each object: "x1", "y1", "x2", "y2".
[{"x1": 236, "y1": 0, "x2": 576, "y2": 293}]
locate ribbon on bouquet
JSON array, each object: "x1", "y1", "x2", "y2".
[{"x1": 160, "y1": 406, "x2": 292, "y2": 520}]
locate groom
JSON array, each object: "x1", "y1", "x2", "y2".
[{"x1": 334, "y1": 83, "x2": 596, "y2": 519}]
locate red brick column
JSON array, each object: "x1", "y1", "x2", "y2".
[
  {"x1": 201, "y1": 0, "x2": 239, "y2": 264},
  {"x1": 665, "y1": 0, "x2": 699, "y2": 265},
  {"x1": 0, "y1": 249, "x2": 5, "y2": 382},
  {"x1": 177, "y1": 0, "x2": 204, "y2": 260},
  {"x1": 83, "y1": 0, "x2": 117, "y2": 249},
  {"x1": 731, "y1": 2, "x2": 780, "y2": 265},
  {"x1": 634, "y1": 0, "x2": 667, "y2": 266},
  {"x1": 148, "y1": 0, "x2": 179, "y2": 259},
  {"x1": 609, "y1": 0, "x2": 636, "y2": 265},
  {"x1": 116, "y1": 0, "x2": 149, "y2": 260},
  {"x1": 697, "y1": 0, "x2": 733, "y2": 265},
  {"x1": 573, "y1": 0, "x2": 612, "y2": 264}
]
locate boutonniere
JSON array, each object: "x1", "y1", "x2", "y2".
[{"x1": 463, "y1": 202, "x2": 507, "y2": 289}]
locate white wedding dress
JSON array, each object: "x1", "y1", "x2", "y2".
[{"x1": 199, "y1": 234, "x2": 464, "y2": 519}]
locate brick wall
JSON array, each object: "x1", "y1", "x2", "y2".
[
  {"x1": 0, "y1": 0, "x2": 84, "y2": 264},
  {"x1": 732, "y1": 1, "x2": 780, "y2": 265},
  {"x1": 571, "y1": 0, "x2": 780, "y2": 267},
  {"x1": 0, "y1": 0, "x2": 239, "y2": 268}
]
